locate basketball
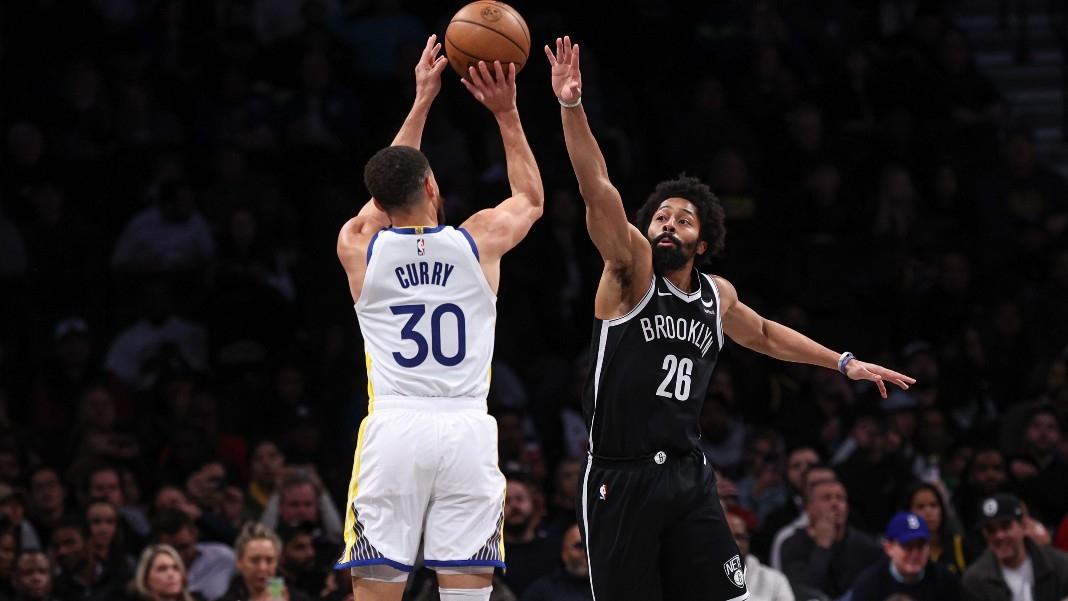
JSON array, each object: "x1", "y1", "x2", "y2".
[{"x1": 444, "y1": 1, "x2": 530, "y2": 77}]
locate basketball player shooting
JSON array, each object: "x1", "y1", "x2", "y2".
[
  {"x1": 545, "y1": 36, "x2": 916, "y2": 601},
  {"x1": 334, "y1": 35, "x2": 543, "y2": 601}
]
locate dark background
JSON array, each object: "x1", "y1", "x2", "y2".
[{"x1": 0, "y1": 0, "x2": 1067, "y2": 599}]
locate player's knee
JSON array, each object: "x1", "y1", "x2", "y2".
[
  {"x1": 438, "y1": 586, "x2": 492, "y2": 601},
  {"x1": 350, "y1": 564, "x2": 409, "y2": 583}
]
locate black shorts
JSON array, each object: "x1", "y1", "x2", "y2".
[{"x1": 577, "y1": 449, "x2": 749, "y2": 601}]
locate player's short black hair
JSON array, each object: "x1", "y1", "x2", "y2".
[
  {"x1": 634, "y1": 174, "x2": 726, "y2": 263},
  {"x1": 363, "y1": 146, "x2": 430, "y2": 211}
]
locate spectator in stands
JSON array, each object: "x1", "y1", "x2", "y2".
[
  {"x1": 780, "y1": 480, "x2": 881, "y2": 599},
  {"x1": 154, "y1": 484, "x2": 235, "y2": 546},
  {"x1": 836, "y1": 412, "x2": 915, "y2": 533},
  {"x1": 245, "y1": 441, "x2": 284, "y2": 519},
  {"x1": 218, "y1": 523, "x2": 309, "y2": 601},
  {"x1": 27, "y1": 467, "x2": 66, "y2": 546},
  {"x1": 501, "y1": 475, "x2": 559, "y2": 597},
  {"x1": 737, "y1": 429, "x2": 788, "y2": 526},
  {"x1": 541, "y1": 458, "x2": 581, "y2": 538},
  {"x1": 82, "y1": 463, "x2": 151, "y2": 544},
  {"x1": 29, "y1": 318, "x2": 97, "y2": 452},
  {"x1": 956, "y1": 447, "x2": 1008, "y2": 531},
  {"x1": 520, "y1": 524, "x2": 592, "y2": 601},
  {"x1": 130, "y1": 544, "x2": 198, "y2": 601},
  {"x1": 755, "y1": 445, "x2": 820, "y2": 561},
  {"x1": 905, "y1": 481, "x2": 968, "y2": 573},
  {"x1": 85, "y1": 498, "x2": 136, "y2": 576},
  {"x1": 850, "y1": 511, "x2": 961, "y2": 601},
  {"x1": 962, "y1": 493, "x2": 1068, "y2": 601},
  {"x1": 0, "y1": 518, "x2": 17, "y2": 598},
  {"x1": 10, "y1": 550, "x2": 59, "y2": 601},
  {"x1": 50, "y1": 514, "x2": 130, "y2": 600},
  {"x1": 259, "y1": 471, "x2": 342, "y2": 552},
  {"x1": 110, "y1": 179, "x2": 215, "y2": 274},
  {"x1": 1014, "y1": 406, "x2": 1068, "y2": 527},
  {"x1": 103, "y1": 280, "x2": 208, "y2": 391},
  {"x1": 153, "y1": 508, "x2": 235, "y2": 601},
  {"x1": 770, "y1": 463, "x2": 837, "y2": 570},
  {"x1": 0, "y1": 485, "x2": 40, "y2": 550},
  {"x1": 726, "y1": 511, "x2": 793, "y2": 601},
  {"x1": 277, "y1": 522, "x2": 326, "y2": 599},
  {"x1": 69, "y1": 385, "x2": 139, "y2": 466}
]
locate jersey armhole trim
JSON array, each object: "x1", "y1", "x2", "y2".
[
  {"x1": 457, "y1": 227, "x2": 480, "y2": 261},
  {"x1": 705, "y1": 274, "x2": 725, "y2": 348},
  {"x1": 366, "y1": 228, "x2": 385, "y2": 264},
  {"x1": 605, "y1": 276, "x2": 656, "y2": 326}
]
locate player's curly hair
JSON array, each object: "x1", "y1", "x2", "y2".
[
  {"x1": 364, "y1": 145, "x2": 430, "y2": 210},
  {"x1": 634, "y1": 175, "x2": 726, "y2": 263}
]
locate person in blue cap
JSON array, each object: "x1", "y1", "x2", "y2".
[{"x1": 849, "y1": 511, "x2": 961, "y2": 601}]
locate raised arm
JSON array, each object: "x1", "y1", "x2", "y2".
[
  {"x1": 715, "y1": 275, "x2": 916, "y2": 398},
  {"x1": 546, "y1": 37, "x2": 649, "y2": 272},
  {"x1": 338, "y1": 35, "x2": 448, "y2": 301},
  {"x1": 458, "y1": 61, "x2": 544, "y2": 266}
]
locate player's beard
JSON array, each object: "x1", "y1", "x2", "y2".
[{"x1": 651, "y1": 233, "x2": 695, "y2": 274}]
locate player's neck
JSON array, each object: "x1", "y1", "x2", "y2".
[
  {"x1": 388, "y1": 203, "x2": 439, "y2": 228},
  {"x1": 661, "y1": 265, "x2": 696, "y2": 293}
]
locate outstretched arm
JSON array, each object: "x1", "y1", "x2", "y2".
[
  {"x1": 391, "y1": 34, "x2": 448, "y2": 148},
  {"x1": 716, "y1": 276, "x2": 915, "y2": 398},
  {"x1": 458, "y1": 60, "x2": 544, "y2": 263},
  {"x1": 338, "y1": 35, "x2": 448, "y2": 301},
  {"x1": 546, "y1": 37, "x2": 646, "y2": 268}
]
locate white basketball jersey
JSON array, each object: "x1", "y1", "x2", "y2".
[{"x1": 356, "y1": 225, "x2": 495, "y2": 401}]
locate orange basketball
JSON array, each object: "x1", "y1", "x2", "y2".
[{"x1": 444, "y1": 1, "x2": 530, "y2": 77}]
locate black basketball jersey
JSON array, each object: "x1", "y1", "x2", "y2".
[{"x1": 582, "y1": 271, "x2": 724, "y2": 459}]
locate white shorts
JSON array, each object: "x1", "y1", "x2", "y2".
[{"x1": 334, "y1": 396, "x2": 506, "y2": 573}]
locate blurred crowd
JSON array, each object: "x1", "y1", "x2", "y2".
[{"x1": 1, "y1": 1, "x2": 1067, "y2": 600}]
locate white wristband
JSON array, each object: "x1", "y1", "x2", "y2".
[
  {"x1": 558, "y1": 96, "x2": 582, "y2": 108},
  {"x1": 837, "y1": 352, "x2": 855, "y2": 374}
]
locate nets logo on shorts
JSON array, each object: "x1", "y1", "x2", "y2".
[{"x1": 723, "y1": 554, "x2": 745, "y2": 589}]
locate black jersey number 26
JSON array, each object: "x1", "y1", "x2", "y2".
[{"x1": 655, "y1": 354, "x2": 692, "y2": 401}]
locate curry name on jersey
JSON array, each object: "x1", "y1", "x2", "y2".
[{"x1": 356, "y1": 225, "x2": 496, "y2": 401}]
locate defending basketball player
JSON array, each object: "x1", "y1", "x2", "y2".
[
  {"x1": 335, "y1": 35, "x2": 543, "y2": 601},
  {"x1": 545, "y1": 36, "x2": 915, "y2": 601}
]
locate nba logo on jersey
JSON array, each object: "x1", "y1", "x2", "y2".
[
  {"x1": 723, "y1": 555, "x2": 745, "y2": 588},
  {"x1": 416, "y1": 238, "x2": 426, "y2": 256},
  {"x1": 598, "y1": 483, "x2": 607, "y2": 501}
]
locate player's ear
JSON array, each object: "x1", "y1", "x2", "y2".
[
  {"x1": 424, "y1": 172, "x2": 437, "y2": 199},
  {"x1": 372, "y1": 198, "x2": 385, "y2": 213},
  {"x1": 696, "y1": 240, "x2": 708, "y2": 256}
]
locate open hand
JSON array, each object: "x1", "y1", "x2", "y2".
[
  {"x1": 460, "y1": 60, "x2": 517, "y2": 115},
  {"x1": 544, "y1": 35, "x2": 582, "y2": 103},
  {"x1": 415, "y1": 34, "x2": 449, "y2": 101},
  {"x1": 844, "y1": 359, "x2": 916, "y2": 398}
]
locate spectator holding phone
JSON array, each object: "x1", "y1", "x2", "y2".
[{"x1": 217, "y1": 523, "x2": 310, "y2": 601}]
